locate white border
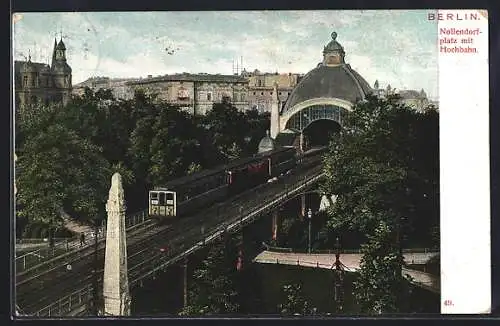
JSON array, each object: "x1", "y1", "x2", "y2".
[{"x1": 438, "y1": 9, "x2": 491, "y2": 314}]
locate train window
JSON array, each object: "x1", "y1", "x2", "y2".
[
  {"x1": 165, "y1": 192, "x2": 174, "y2": 201},
  {"x1": 159, "y1": 192, "x2": 166, "y2": 205},
  {"x1": 150, "y1": 192, "x2": 159, "y2": 205}
]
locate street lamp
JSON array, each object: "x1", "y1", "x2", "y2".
[
  {"x1": 50, "y1": 203, "x2": 56, "y2": 248},
  {"x1": 91, "y1": 217, "x2": 101, "y2": 316},
  {"x1": 307, "y1": 208, "x2": 312, "y2": 254},
  {"x1": 333, "y1": 237, "x2": 344, "y2": 312}
]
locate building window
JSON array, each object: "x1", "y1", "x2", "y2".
[
  {"x1": 23, "y1": 76, "x2": 28, "y2": 87},
  {"x1": 178, "y1": 87, "x2": 189, "y2": 100},
  {"x1": 261, "y1": 92, "x2": 264, "y2": 95},
  {"x1": 270, "y1": 92, "x2": 273, "y2": 95},
  {"x1": 279, "y1": 92, "x2": 282, "y2": 95},
  {"x1": 207, "y1": 92, "x2": 212, "y2": 101},
  {"x1": 288, "y1": 92, "x2": 291, "y2": 95},
  {"x1": 253, "y1": 92, "x2": 256, "y2": 95}
]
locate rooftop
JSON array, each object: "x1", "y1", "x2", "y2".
[
  {"x1": 281, "y1": 32, "x2": 372, "y2": 113},
  {"x1": 128, "y1": 73, "x2": 248, "y2": 85}
]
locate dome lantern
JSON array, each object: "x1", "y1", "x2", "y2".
[{"x1": 323, "y1": 31, "x2": 346, "y2": 66}]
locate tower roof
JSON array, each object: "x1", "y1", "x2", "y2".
[
  {"x1": 281, "y1": 31, "x2": 372, "y2": 113},
  {"x1": 282, "y1": 65, "x2": 372, "y2": 113},
  {"x1": 56, "y1": 39, "x2": 66, "y2": 50},
  {"x1": 323, "y1": 31, "x2": 345, "y2": 55}
]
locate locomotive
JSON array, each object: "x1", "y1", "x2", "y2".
[{"x1": 148, "y1": 147, "x2": 297, "y2": 222}]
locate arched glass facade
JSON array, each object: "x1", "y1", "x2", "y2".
[{"x1": 285, "y1": 104, "x2": 349, "y2": 131}]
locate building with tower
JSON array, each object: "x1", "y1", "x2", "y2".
[
  {"x1": 14, "y1": 37, "x2": 72, "y2": 113},
  {"x1": 269, "y1": 31, "x2": 372, "y2": 152},
  {"x1": 372, "y1": 80, "x2": 435, "y2": 112}
]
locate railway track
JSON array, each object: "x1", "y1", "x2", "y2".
[{"x1": 17, "y1": 162, "x2": 324, "y2": 315}]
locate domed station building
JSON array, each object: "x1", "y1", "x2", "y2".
[{"x1": 268, "y1": 31, "x2": 373, "y2": 152}]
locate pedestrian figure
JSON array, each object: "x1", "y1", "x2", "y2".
[
  {"x1": 80, "y1": 233, "x2": 86, "y2": 247},
  {"x1": 201, "y1": 225, "x2": 205, "y2": 235}
]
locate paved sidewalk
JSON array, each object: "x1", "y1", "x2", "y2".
[
  {"x1": 59, "y1": 209, "x2": 95, "y2": 235},
  {"x1": 253, "y1": 250, "x2": 440, "y2": 293}
]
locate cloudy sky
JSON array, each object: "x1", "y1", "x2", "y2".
[{"x1": 12, "y1": 10, "x2": 438, "y2": 100}]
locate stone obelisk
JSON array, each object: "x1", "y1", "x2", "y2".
[
  {"x1": 103, "y1": 173, "x2": 131, "y2": 316},
  {"x1": 270, "y1": 82, "x2": 280, "y2": 139}
]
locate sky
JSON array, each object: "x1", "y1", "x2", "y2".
[{"x1": 12, "y1": 10, "x2": 439, "y2": 100}]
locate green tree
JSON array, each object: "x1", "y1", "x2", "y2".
[
  {"x1": 202, "y1": 103, "x2": 248, "y2": 161},
  {"x1": 321, "y1": 94, "x2": 439, "y2": 313},
  {"x1": 187, "y1": 162, "x2": 202, "y2": 175},
  {"x1": 66, "y1": 88, "x2": 139, "y2": 167},
  {"x1": 278, "y1": 283, "x2": 311, "y2": 315},
  {"x1": 16, "y1": 104, "x2": 111, "y2": 241},
  {"x1": 180, "y1": 236, "x2": 240, "y2": 316},
  {"x1": 354, "y1": 220, "x2": 411, "y2": 313},
  {"x1": 129, "y1": 104, "x2": 203, "y2": 187},
  {"x1": 242, "y1": 109, "x2": 270, "y2": 154}
]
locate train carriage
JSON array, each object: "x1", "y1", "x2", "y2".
[
  {"x1": 149, "y1": 166, "x2": 228, "y2": 221},
  {"x1": 149, "y1": 154, "x2": 271, "y2": 221},
  {"x1": 264, "y1": 147, "x2": 297, "y2": 177},
  {"x1": 227, "y1": 157, "x2": 270, "y2": 194},
  {"x1": 148, "y1": 145, "x2": 318, "y2": 223}
]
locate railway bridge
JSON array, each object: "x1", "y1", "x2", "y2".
[{"x1": 15, "y1": 161, "x2": 326, "y2": 317}]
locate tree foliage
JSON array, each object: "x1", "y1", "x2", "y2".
[
  {"x1": 278, "y1": 283, "x2": 311, "y2": 315},
  {"x1": 16, "y1": 103, "x2": 111, "y2": 238},
  {"x1": 180, "y1": 236, "x2": 240, "y2": 316},
  {"x1": 200, "y1": 103, "x2": 269, "y2": 161},
  {"x1": 15, "y1": 87, "x2": 271, "y2": 237},
  {"x1": 320, "y1": 95, "x2": 439, "y2": 313},
  {"x1": 129, "y1": 106, "x2": 202, "y2": 186},
  {"x1": 354, "y1": 220, "x2": 411, "y2": 313}
]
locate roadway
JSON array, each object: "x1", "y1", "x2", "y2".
[
  {"x1": 16, "y1": 162, "x2": 323, "y2": 316},
  {"x1": 253, "y1": 251, "x2": 440, "y2": 293}
]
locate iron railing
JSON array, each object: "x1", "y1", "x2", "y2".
[
  {"x1": 16, "y1": 238, "x2": 71, "y2": 245},
  {"x1": 262, "y1": 245, "x2": 435, "y2": 255},
  {"x1": 15, "y1": 210, "x2": 149, "y2": 274},
  {"x1": 252, "y1": 257, "x2": 439, "y2": 293},
  {"x1": 34, "y1": 284, "x2": 93, "y2": 317},
  {"x1": 27, "y1": 165, "x2": 325, "y2": 317},
  {"x1": 130, "y1": 168, "x2": 324, "y2": 287}
]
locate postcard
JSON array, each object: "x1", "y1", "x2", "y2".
[{"x1": 12, "y1": 9, "x2": 490, "y2": 317}]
